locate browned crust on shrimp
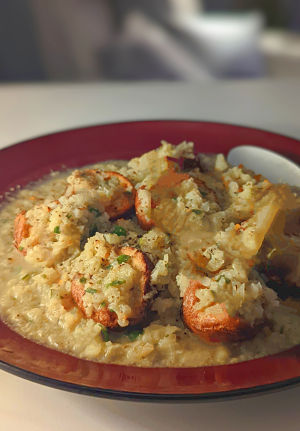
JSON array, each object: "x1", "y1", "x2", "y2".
[
  {"x1": 102, "y1": 171, "x2": 136, "y2": 219},
  {"x1": 71, "y1": 276, "x2": 119, "y2": 328},
  {"x1": 14, "y1": 211, "x2": 30, "y2": 255},
  {"x1": 119, "y1": 246, "x2": 153, "y2": 325},
  {"x1": 68, "y1": 169, "x2": 136, "y2": 219},
  {"x1": 135, "y1": 187, "x2": 155, "y2": 230},
  {"x1": 182, "y1": 281, "x2": 263, "y2": 343},
  {"x1": 155, "y1": 164, "x2": 190, "y2": 190},
  {"x1": 71, "y1": 246, "x2": 152, "y2": 328},
  {"x1": 135, "y1": 160, "x2": 189, "y2": 230}
]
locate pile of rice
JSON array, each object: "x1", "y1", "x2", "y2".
[{"x1": 0, "y1": 141, "x2": 299, "y2": 367}]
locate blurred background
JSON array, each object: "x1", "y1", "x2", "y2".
[{"x1": 1, "y1": 0, "x2": 300, "y2": 82}]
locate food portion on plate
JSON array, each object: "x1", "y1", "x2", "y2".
[{"x1": 0, "y1": 141, "x2": 300, "y2": 367}]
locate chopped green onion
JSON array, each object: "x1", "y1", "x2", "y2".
[
  {"x1": 216, "y1": 275, "x2": 230, "y2": 284},
  {"x1": 117, "y1": 254, "x2": 131, "y2": 264},
  {"x1": 54, "y1": 226, "x2": 60, "y2": 234},
  {"x1": 85, "y1": 287, "x2": 98, "y2": 294},
  {"x1": 88, "y1": 207, "x2": 102, "y2": 217},
  {"x1": 101, "y1": 327, "x2": 110, "y2": 342},
  {"x1": 112, "y1": 226, "x2": 127, "y2": 236},
  {"x1": 80, "y1": 277, "x2": 87, "y2": 284},
  {"x1": 200, "y1": 191, "x2": 208, "y2": 197},
  {"x1": 66, "y1": 214, "x2": 72, "y2": 219},
  {"x1": 108, "y1": 308, "x2": 115, "y2": 313},
  {"x1": 100, "y1": 301, "x2": 106, "y2": 308},
  {"x1": 127, "y1": 329, "x2": 144, "y2": 341},
  {"x1": 172, "y1": 197, "x2": 178, "y2": 201},
  {"x1": 107, "y1": 280, "x2": 126, "y2": 287},
  {"x1": 19, "y1": 246, "x2": 24, "y2": 251},
  {"x1": 192, "y1": 209, "x2": 202, "y2": 215}
]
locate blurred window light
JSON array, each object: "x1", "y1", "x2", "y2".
[{"x1": 172, "y1": 12, "x2": 264, "y2": 77}]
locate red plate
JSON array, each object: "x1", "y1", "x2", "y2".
[{"x1": 1, "y1": 121, "x2": 300, "y2": 401}]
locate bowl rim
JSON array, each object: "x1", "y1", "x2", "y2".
[
  {"x1": 2, "y1": 359, "x2": 300, "y2": 402},
  {"x1": 1, "y1": 118, "x2": 300, "y2": 154}
]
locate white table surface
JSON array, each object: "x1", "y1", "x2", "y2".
[{"x1": 1, "y1": 79, "x2": 300, "y2": 431}]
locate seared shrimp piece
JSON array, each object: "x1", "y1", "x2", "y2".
[
  {"x1": 71, "y1": 238, "x2": 153, "y2": 329},
  {"x1": 104, "y1": 172, "x2": 136, "y2": 219},
  {"x1": 66, "y1": 169, "x2": 136, "y2": 219},
  {"x1": 135, "y1": 159, "x2": 189, "y2": 230},
  {"x1": 182, "y1": 281, "x2": 263, "y2": 343},
  {"x1": 154, "y1": 164, "x2": 190, "y2": 189},
  {"x1": 135, "y1": 187, "x2": 155, "y2": 230},
  {"x1": 13, "y1": 192, "x2": 109, "y2": 265},
  {"x1": 14, "y1": 211, "x2": 31, "y2": 254},
  {"x1": 71, "y1": 278, "x2": 119, "y2": 328},
  {"x1": 13, "y1": 169, "x2": 135, "y2": 265}
]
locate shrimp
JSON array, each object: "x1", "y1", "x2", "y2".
[
  {"x1": 66, "y1": 169, "x2": 136, "y2": 219},
  {"x1": 182, "y1": 281, "x2": 264, "y2": 343},
  {"x1": 14, "y1": 211, "x2": 31, "y2": 255},
  {"x1": 71, "y1": 279, "x2": 119, "y2": 328},
  {"x1": 71, "y1": 245, "x2": 153, "y2": 329},
  {"x1": 135, "y1": 187, "x2": 155, "y2": 230},
  {"x1": 135, "y1": 158, "x2": 189, "y2": 230},
  {"x1": 13, "y1": 169, "x2": 136, "y2": 264}
]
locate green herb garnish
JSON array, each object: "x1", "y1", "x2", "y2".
[
  {"x1": 88, "y1": 207, "x2": 102, "y2": 217},
  {"x1": 127, "y1": 329, "x2": 144, "y2": 341},
  {"x1": 19, "y1": 246, "x2": 24, "y2": 251},
  {"x1": 66, "y1": 214, "x2": 72, "y2": 219},
  {"x1": 117, "y1": 254, "x2": 131, "y2": 264},
  {"x1": 102, "y1": 263, "x2": 112, "y2": 270},
  {"x1": 200, "y1": 191, "x2": 208, "y2": 197},
  {"x1": 53, "y1": 226, "x2": 60, "y2": 234},
  {"x1": 85, "y1": 287, "x2": 98, "y2": 294},
  {"x1": 80, "y1": 277, "x2": 87, "y2": 284},
  {"x1": 108, "y1": 308, "x2": 115, "y2": 313},
  {"x1": 107, "y1": 280, "x2": 126, "y2": 287},
  {"x1": 100, "y1": 301, "x2": 106, "y2": 308},
  {"x1": 192, "y1": 209, "x2": 202, "y2": 215},
  {"x1": 101, "y1": 327, "x2": 110, "y2": 342},
  {"x1": 112, "y1": 226, "x2": 127, "y2": 236},
  {"x1": 216, "y1": 275, "x2": 230, "y2": 284}
]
